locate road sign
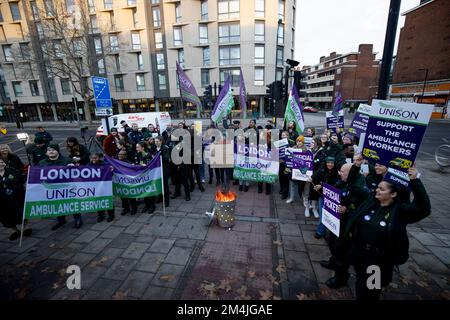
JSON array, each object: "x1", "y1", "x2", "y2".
[{"x1": 92, "y1": 76, "x2": 112, "y2": 116}]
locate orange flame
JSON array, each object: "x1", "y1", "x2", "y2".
[{"x1": 215, "y1": 191, "x2": 237, "y2": 202}]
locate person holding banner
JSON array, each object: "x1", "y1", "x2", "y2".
[
  {"x1": 0, "y1": 159, "x2": 31, "y2": 240},
  {"x1": 39, "y1": 144, "x2": 83, "y2": 230},
  {"x1": 116, "y1": 150, "x2": 138, "y2": 215},
  {"x1": 89, "y1": 153, "x2": 115, "y2": 223},
  {"x1": 134, "y1": 141, "x2": 156, "y2": 213},
  {"x1": 286, "y1": 121, "x2": 299, "y2": 142},
  {"x1": 344, "y1": 166, "x2": 430, "y2": 300},
  {"x1": 66, "y1": 137, "x2": 90, "y2": 165},
  {"x1": 324, "y1": 132, "x2": 346, "y2": 168},
  {"x1": 321, "y1": 161, "x2": 367, "y2": 289},
  {"x1": 152, "y1": 136, "x2": 171, "y2": 207},
  {"x1": 278, "y1": 131, "x2": 294, "y2": 199},
  {"x1": 365, "y1": 163, "x2": 388, "y2": 193},
  {"x1": 103, "y1": 128, "x2": 121, "y2": 157}
]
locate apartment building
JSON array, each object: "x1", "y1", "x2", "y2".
[
  {"x1": 0, "y1": 0, "x2": 296, "y2": 122},
  {"x1": 300, "y1": 44, "x2": 379, "y2": 110}
]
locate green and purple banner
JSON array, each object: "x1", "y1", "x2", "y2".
[
  {"x1": 211, "y1": 76, "x2": 234, "y2": 125},
  {"x1": 233, "y1": 143, "x2": 279, "y2": 183},
  {"x1": 284, "y1": 83, "x2": 305, "y2": 133},
  {"x1": 176, "y1": 61, "x2": 202, "y2": 108},
  {"x1": 105, "y1": 155, "x2": 163, "y2": 199},
  {"x1": 322, "y1": 183, "x2": 342, "y2": 237},
  {"x1": 362, "y1": 99, "x2": 433, "y2": 171},
  {"x1": 25, "y1": 165, "x2": 113, "y2": 219}
]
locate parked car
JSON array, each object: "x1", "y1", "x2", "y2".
[{"x1": 303, "y1": 106, "x2": 318, "y2": 113}]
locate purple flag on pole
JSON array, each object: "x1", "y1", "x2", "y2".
[
  {"x1": 176, "y1": 61, "x2": 202, "y2": 107},
  {"x1": 239, "y1": 68, "x2": 247, "y2": 113},
  {"x1": 332, "y1": 92, "x2": 343, "y2": 117},
  {"x1": 211, "y1": 76, "x2": 234, "y2": 124}
]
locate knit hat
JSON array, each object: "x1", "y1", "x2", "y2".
[
  {"x1": 110, "y1": 127, "x2": 118, "y2": 133},
  {"x1": 296, "y1": 135, "x2": 305, "y2": 143},
  {"x1": 47, "y1": 143, "x2": 60, "y2": 152},
  {"x1": 34, "y1": 136, "x2": 45, "y2": 144},
  {"x1": 325, "y1": 156, "x2": 336, "y2": 163}
]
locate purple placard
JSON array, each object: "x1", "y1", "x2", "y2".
[
  {"x1": 326, "y1": 114, "x2": 344, "y2": 132},
  {"x1": 349, "y1": 111, "x2": 370, "y2": 137},
  {"x1": 29, "y1": 165, "x2": 112, "y2": 184},
  {"x1": 291, "y1": 151, "x2": 314, "y2": 170},
  {"x1": 322, "y1": 183, "x2": 341, "y2": 219}
]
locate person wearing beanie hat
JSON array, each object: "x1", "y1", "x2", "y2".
[
  {"x1": 39, "y1": 143, "x2": 83, "y2": 230},
  {"x1": 344, "y1": 166, "x2": 430, "y2": 300},
  {"x1": 31, "y1": 136, "x2": 47, "y2": 165}
]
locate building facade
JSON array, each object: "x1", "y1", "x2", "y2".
[
  {"x1": 300, "y1": 44, "x2": 379, "y2": 110},
  {"x1": 390, "y1": 0, "x2": 450, "y2": 119},
  {"x1": 0, "y1": 0, "x2": 296, "y2": 122}
]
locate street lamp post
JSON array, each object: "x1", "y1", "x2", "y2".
[{"x1": 419, "y1": 68, "x2": 429, "y2": 103}]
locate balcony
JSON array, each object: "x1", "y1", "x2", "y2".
[
  {"x1": 305, "y1": 85, "x2": 334, "y2": 94},
  {"x1": 305, "y1": 74, "x2": 335, "y2": 85},
  {"x1": 303, "y1": 96, "x2": 333, "y2": 103}
]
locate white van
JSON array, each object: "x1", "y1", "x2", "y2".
[{"x1": 96, "y1": 112, "x2": 172, "y2": 137}]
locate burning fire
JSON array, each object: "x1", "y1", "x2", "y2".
[{"x1": 215, "y1": 191, "x2": 237, "y2": 202}]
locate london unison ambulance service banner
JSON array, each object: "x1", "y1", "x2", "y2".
[
  {"x1": 362, "y1": 99, "x2": 433, "y2": 172},
  {"x1": 233, "y1": 143, "x2": 279, "y2": 183},
  {"x1": 322, "y1": 183, "x2": 342, "y2": 237},
  {"x1": 25, "y1": 165, "x2": 113, "y2": 219},
  {"x1": 106, "y1": 155, "x2": 163, "y2": 198}
]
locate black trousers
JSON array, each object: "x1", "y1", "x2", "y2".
[
  {"x1": 57, "y1": 214, "x2": 81, "y2": 223},
  {"x1": 328, "y1": 232, "x2": 350, "y2": 283},
  {"x1": 279, "y1": 169, "x2": 290, "y2": 197},
  {"x1": 174, "y1": 173, "x2": 190, "y2": 196},
  {"x1": 98, "y1": 209, "x2": 115, "y2": 219},
  {"x1": 144, "y1": 196, "x2": 156, "y2": 210},
  {"x1": 121, "y1": 198, "x2": 138, "y2": 213},
  {"x1": 188, "y1": 164, "x2": 201, "y2": 189},
  {"x1": 258, "y1": 182, "x2": 271, "y2": 193}
]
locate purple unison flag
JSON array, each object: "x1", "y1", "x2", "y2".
[
  {"x1": 176, "y1": 61, "x2": 202, "y2": 107},
  {"x1": 239, "y1": 68, "x2": 247, "y2": 113},
  {"x1": 332, "y1": 92, "x2": 344, "y2": 117},
  {"x1": 211, "y1": 76, "x2": 234, "y2": 124}
]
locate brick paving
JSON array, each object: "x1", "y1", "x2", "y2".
[{"x1": 0, "y1": 157, "x2": 449, "y2": 300}]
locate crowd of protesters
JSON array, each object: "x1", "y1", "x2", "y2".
[{"x1": 0, "y1": 119, "x2": 431, "y2": 300}]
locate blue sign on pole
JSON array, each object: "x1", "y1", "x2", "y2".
[{"x1": 92, "y1": 76, "x2": 112, "y2": 115}]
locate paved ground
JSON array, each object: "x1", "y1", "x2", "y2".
[{"x1": 0, "y1": 117, "x2": 449, "y2": 300}]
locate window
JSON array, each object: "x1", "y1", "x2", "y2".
[
  {"x1": 90, "y1": 15, "x2": 98, "y2": 33},
  {"x1": 114, "y1": 55, "x2": 121, "y2": 72},
  {"x1": 10, "y1": 3, "x2": 21, "y2": 21},
  {"x1": 132, "y1": 8, "x2": 138, "y2": 27},
  {"x1": 0, "y1": 9, "x2": 3, "y2": 22},
  {"x1": 136, "y1": 74, "x2": 145, "y2": 91},
  {"x1": 175, "y1": 3, "x2": 181, "y2": 23},
  {"x1": 128, "y1": 0, "x2": 137, "y2": 6},
  {"x1": 104, "y1": 0, "x2": 113, "y2": 9},
  {"x1": 60, "y1": 78, "x2": 71, "y2": 95},
  {"x1": 156, "y1": 53, "x2": 165, "y2": 70},
  {"x1": 158, "y1": 73, "x2": 166, "y2": 90},
  {"x1": 254, "y1": 45, "x2": 264, "y2": 64},
  {"x1": 277, "y1": 47, "x2": 284, "y2": 65},
  {"x1": 109, "y1": 11, "x2": 115, "y2": 29},
  {"x1": 152, "y1": 8, "x2": 161, "y2": 27},
  {"x1": 278, "y1": 0, "x2": 285, "y2": 21},
  {"x1": 178, "y1": 49, "x2": 185, "y2": 68},
  {"x1": 44, "y1": 0, "x2": 55, "y2": 17},
  {"x1": 201, "y1": 0, "x2": 208, "y2": 20},
  {"x1": 218, "y1": 0, "x2": 239, "y2": 20},
  {"x1": 152, "y1": 0, "x2": 160, "y2": 4},
  {"x1": 220, "y1": 68, "x2": 240, "y2": 86},
  {"x1": 203, "y1": 47, "x2": 210, "y2": 66},
  {"x1": 53, "y1": 40, "x2": 63, "y2": 58},
  {"x1": 73, "y1": 38, "x2": 82, "y2": 56},
  {"x1": 110, "y1": 35, "x2": 119, "y2": 52},
  {"x1": 29, "y1": 80, "x2": 40, "y2": 96},
  {"x1": 137, "y1": 53, "x2": 143, "y2": 70},
  {"x1": 277, "y1": 24, "x2": 284, "y2": 44},
  {"x1": 255, "y1": 22, "x2": 264, "y2": 41},
  {"x1": 20, "y1": 43, "x2": 31, "y2": 60},
  {"x1": 292, "y1": 6, "x2": 296, "y2": 26},
  {"x1": 201, "y1": 69, "x2": 210, "y2": 87},
  {"x1": 255, "y1": 0, "x2": 264, "y2": 17},
  {"x1": 12, "y1": 81, "x2": 23, "y2": 97},
  {"x1": 199, "y1": 25, "x2": 208, "y2": 44},
  {"x1": 66, "y1": 0, "x2": 75, "y2": 14},
  {"x1": 155, "y1": 32, "x2": 163, "y2": 49},
  {"x1": 114, "y1": 75, "x2": 124, "y2": 91},
  {"x1": 131, "y1": 32, "x2": 141, "y2": 50},
  {"x1": 254, "y1": 67, "x2": 264, "y2": 86},
  {"x1": 335, "y1": 80, "x2": 340, "y2": 86},
  {"x1": 30, "y1": 1, "x2": 39, "y2": 20},
  {"x1": 291, "y1": 30, "x2": 295, "y2": 48},
  {"x1": 276, "y1": 69, "x2": 283, "y2": 81},
  {"x1": 2, "y1": 45, "x2": 13, "y2": 62},
  {"x1": 219, "y1": 46, "x2": 240, "y2": 65},
  {"x1": 94, "y1": 37, "x2": 102, "y2": 54},
  {"x1": 48, "y1": 79, "x2": 57, "y2": 97},
  {"x1": 88, "y1": 0, "x2": 96, "y2": 13},
  {"x1": 36, "y1": 22, "x2": 44, "y2": 39},
  {"x1": 173, "y1": 27, "x2": 182, "y2": 46},
  {"x1": 218, "y1": 23, "x2": 240, "y2": 43},
  {"x1": 98, "y1": 58, "x2": 105, "y2": 74}
]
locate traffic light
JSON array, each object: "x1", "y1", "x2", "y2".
[
  {"x1": 273, "y1": 81, "x2": 283, "y2": 101},
  {"x1": 294, "y1": 70, "x2": 307, "y2": 98},
  {"x1": 266, "y1": 82, "x2": 274, "y2": 99},
  {"x1": 203, "y1": 85, "x2": 212, "y2": 103}
]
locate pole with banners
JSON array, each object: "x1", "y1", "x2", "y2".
[
  {"x1": 19, "y1": 167, "x2": 31, "y2": 247},
  {"x1": 176, "y1": 61, "x2": 202, "y2": 120}
]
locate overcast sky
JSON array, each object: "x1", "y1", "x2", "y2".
[{"x1": 295, "y1": 0, "x2": 420, "y2": 67}]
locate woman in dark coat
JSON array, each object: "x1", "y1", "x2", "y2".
[
  {"x1": 0, "y1": 144, "x2": 24, "y2": 174},
  {"x1": 344, "y1": 166, "x2": 431, "y2": 300},
  {"x1": 66, "y1": 137, "x2": 90, "y2": 165},
  {"x1": 0, "y1": 159, "x2": 31, "y2": 240}
]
